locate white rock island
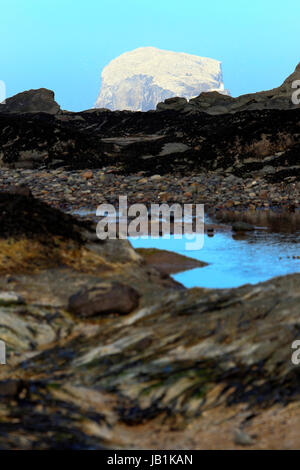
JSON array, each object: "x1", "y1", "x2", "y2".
[{"x1": 95, "y1": 47, "x2": 228, "y2": 111}]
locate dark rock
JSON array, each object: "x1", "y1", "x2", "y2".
[
  {"x1": 6, "y1": 184, "x2": 32, "y2": 197},
  {"x1": 68, "y1": 282, "x2": 140, "y2": 317},
  {"x1": 0, "y1": 191, "x2": 89, "y2": 240},
  {"x1": 187, "y1": 90, "x2": 235, "y2": 114},
  {"x1": 0, "y1": 112, "x2": 108, "y2": 170},
  {"x1": 136, "y1": 247, "x2": 208, "y2": 275},
  {"x1": 184, "y1": 62, "x2": 300, "y2": 115},
  {"x1": 0, "y1": 380, "x2": 22, "y2": 397},
  {"x1": 0, "y1": 88, "x2": 60, "y2": 115},
  {"x1": 156, "y1": 96, "x2": 188, "y2": 112},
  {"x1": 0, "y1": 63, "x2": 298, "y2": 176},
  {"x1": 0, "y1": 89, "x2": 299, "y2": 178}
]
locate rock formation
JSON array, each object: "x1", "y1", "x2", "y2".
[
  {"x1": 0, "y1": 64, "x2": 299, "y2": 181},
  {"x1": 95, "y1": 47, "x2": 228, "y2": 111},
  {"x1": 0, "y1": 88, "x2": 60, "y2": 115},
  {"x1": 157, "y1": 62, "x2": 300, "y2": 114}
]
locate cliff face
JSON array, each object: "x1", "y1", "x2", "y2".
[{"x1": 95, "y1": 47, "x2": 227, "y2": 111}]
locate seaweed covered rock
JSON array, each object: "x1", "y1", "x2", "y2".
[{"x1": 0, "y1": 64, "x2": 299, "y2": 177}]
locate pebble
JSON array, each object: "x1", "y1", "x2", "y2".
[
  {"x1": 233, "y1": 429, "x2": 255, "y2": 446},
  {"x1": 0, "y1": 168, "x2": 298, "y2": 222},
  {"x1": 82, "y1": 170, "x2": 93, "y2": 180}
]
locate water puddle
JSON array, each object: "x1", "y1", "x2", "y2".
[
  {"x1": 130, "y1": 231, "x2": 300, "y2": 288},
  {"x1": 69, "y1": 206, "x2": 300, "y2": 288}
]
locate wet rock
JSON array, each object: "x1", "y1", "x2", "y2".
[
  {"x1": 68, "y1": 282, "x2": 140, "y2": 317},
  {"x1": 136, "y1": 248, "x2": 208, "y2": 275}
]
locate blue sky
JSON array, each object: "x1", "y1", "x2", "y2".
[{"x1": 1, "y1": 0, "x2": 299, "y2": 110}]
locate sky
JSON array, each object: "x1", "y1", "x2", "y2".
[{"x1": 0, "y1": 0, "x2": 299, "y2": 111}]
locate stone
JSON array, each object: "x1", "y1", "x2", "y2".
[
  {"x1": 150, "y1": 175, "x2": 161, "y2": 181},
  {"x1": 0, "y1": 88, "x2": 60, "y2": 115},
  {"x1": 68, "y1": 282, "x2": 140, "y2": 317},
  {"x1": 0, "y1": 291, "x2": 24, "y2": 305},
  {"x1": 157, "y1": 97, "x2": 188, "y2": 112},
  {"x1": 82, "y1": 170, "x2": 93, "y2": 180},
  {"x1": 234, "y1": 429, "x2": 255, "y2": 447}
]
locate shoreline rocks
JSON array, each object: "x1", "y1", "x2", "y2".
[
  {"x1": 0, "y1": 68, "x2": 299, "y2": 178},
  {"x1": 136, "y1": 248, "x2": 208, "y2": 275},
  {"x1": 0, "y1": 193, "x2": 299, "y2": 449},
  {"x1": 0, "y1": 170, "x2": 299, "y2": 230},
  {"x1": 0, "y1": 66, "x2": 300, "y2": 449},
  {"x1": 0, "y1": 88, "x2": 61, "y2": 115}
]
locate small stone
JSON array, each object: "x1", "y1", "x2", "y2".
[
  {"x1": 82, "y1": 170, "x2": 93, "y2": 180},
  {"x1": 68, "y1": 282, "x2": 140, "y2": 318},
  {"x1": 234, "y1": 429, "x2": 254, "y2": 446},
  {"x1": 259, "y1": 190, "x2": 268, "y2": 199},
  {"x1": 150, "y1": 175, "x2": 161, "y2": 181},
  {"x1": 0, "y1": 292, "x2": 24, "y2": 305}
]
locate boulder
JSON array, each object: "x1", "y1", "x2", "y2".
[
  {"x1": 0, "y1": 88, "x2": 60, "y2": 114},
  {"x1": 68, "y1": 282, "x2": 140, "y2": 317},
  {"x1": 156, "y1": 97, "x2": 188, "y2": 112}
]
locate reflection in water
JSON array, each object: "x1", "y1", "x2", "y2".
[
  {"x1": 214, "y1": 209, "x2": 300, "y2": 234},
  {"x1": 130, "y1": 231, "x2": 300, "y2": 288}
]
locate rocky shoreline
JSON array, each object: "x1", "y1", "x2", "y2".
[
  {"x1": 0, "y1": 191, "x2": 299, "y2": 449},
  {"x1": 1, "y1": 168, "x2": 299, "y2": 218},
  {"x1": 0, "y1": 64, "x2": 300, "y2": 449}
]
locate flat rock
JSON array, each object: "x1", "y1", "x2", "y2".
[{"x1": 136, "y1": 248, "x2": 208, "y2": 274}]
